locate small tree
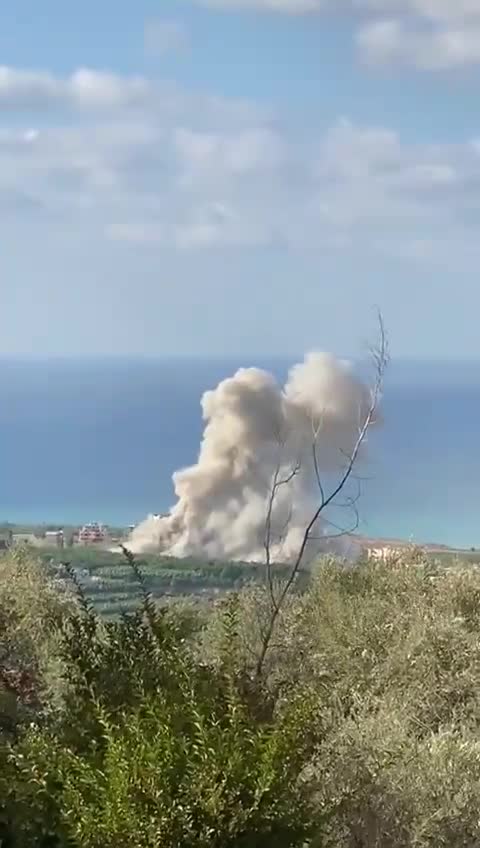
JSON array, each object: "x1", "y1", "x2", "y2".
[{"x1": 257, "y1": 313, "x2": 388, "y2": 677}]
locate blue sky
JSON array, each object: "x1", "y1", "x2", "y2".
[{"x1": 1, "y1": 0, "x2": 480, "y2": 358}]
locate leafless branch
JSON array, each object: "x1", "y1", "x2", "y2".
[
  {"x1": 329, "y1": 477, "x2": 363, "y2": 515},
  {"x1": 264, "y1": 454, "x2": 301, "y2": 612},
  {"x1": 309, "y1": 517, "x2": 360, "y2": 542},
  {"x1": 312, "y1": 439, "x2": 326, "y2": 507},
  {"x1": 278, "y1": 501, "x2": 293, "y2": 542},
  {"x1": 256, "y1": 311, "x2": 388, "y2": 678}
]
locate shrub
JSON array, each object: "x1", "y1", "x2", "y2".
[
  {"x1": 315, "y1": 706, "x2": 480, "y2": 848},
  {"x1": 14, "y1": 688, "x2": 318, "y2": 848},
  {"x1": 5, "y1": 552, "x2": 480, "y2": 846},
  {"x1": 0, "y1": 547, "x2": 74, "y2": 736},
  {"x1": 1, "y1": 566, "x2": 322, "y2": 847},
  {"x1": 203, "y1": 556, "x2": 480, "y2": 847}
]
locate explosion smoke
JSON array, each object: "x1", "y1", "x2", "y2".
[{"x1": 127, "y1": 352, "x2": 379, "y2": 563}]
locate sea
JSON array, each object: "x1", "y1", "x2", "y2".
[{"x1": 0, "y1": 356, "x2": 479, "y2": 549}]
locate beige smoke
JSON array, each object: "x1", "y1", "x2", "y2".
[{"x1": 127, "y1": 352, "x2": 377, "y2": 562}]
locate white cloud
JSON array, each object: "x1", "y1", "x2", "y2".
[
  {"x1": 317, "y1": 120, "x2": 402, "y2": 179},
  {"x1": 5, "y1": 59, "x2": 480, "y2": 359},
  {"x1": 0, "y1": 66, "x2": 60, "y2": 108},
  {"x1": 0, "y1": 65, "x2": 267, "y2": 137},
  {"x1": 375, "y1": 1, "x2": 480, "y2": 23},
  {"x1": 144, "y1": 18, "x2": 190, "y2": 56},
  {"x1": 196, "y1": 0, "x2": 480, "y2": 17},
  {"x1": 357, "y1": 17, "x2": 480, "y2": 69},
  {"x1": 174, "y1": 127, "x2": 286, "y2": 188},
  {"x1": 196, "y1": 0, "x2": 328, "y2": 12},
  {"x1": 0, "y1": 66, "x2": 151, "y2": 110},
  {"x1": 70, "y1": 69, "x2": 151, "y2": 109},
  {"x1": 195, "y1": 0, "x2": 480, "y2": 69},
  {"x1": 23, "y1": 129, "x2": 39, "y2": 143},
  {"x1": 1, "y1": 64, "x2": 480, "y2": 264}
]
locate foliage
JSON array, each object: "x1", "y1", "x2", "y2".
[
  {"x1": 316, "y1": 706, "x2": 480, "y2": 848},
  {"x1": 0, "y1": 547, "x2": 74, "y2": 737},
  {"x1": 5, "y1": 550, "x2": 480, "y2": 846},
  {"x1": 39, "y1": 548, "x2": 293, "y2": 621},
  {"x1": 203, "y1": 555, "x2": 480, "y2": 847},
  {"x1": 10, "y1": 690, "x2": 317, "y2": 848},
  {"x1": 0, "y1": 552, "x2": 320, "y2": 848}
]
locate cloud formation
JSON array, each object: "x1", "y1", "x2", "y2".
[
  {"x1": 357, "y1": 18, "x2": 480, "y2": 69},
  {"x1": 1, "y1": 64, "x2": 479, "y2": 265},
  {"x1": 196, "y1": 0, "x2": 480, "y2": 20},
  {"x1": 0, "y1": 66, "x2": 151, "y2": 110},
  {"x1": 195, "y1": 0, "x2": 480, "y2": 69},
  {"x1": 197, "y1": 0, "x2": 327, "y2": 10}
]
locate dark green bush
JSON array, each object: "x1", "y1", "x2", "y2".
[{"x1": 0, "y1": 558, "x2": 321, "y2": 847}]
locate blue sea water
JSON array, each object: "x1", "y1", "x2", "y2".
[{"x1": 0, "y1": 357, "x2": 479, "y2": 549}]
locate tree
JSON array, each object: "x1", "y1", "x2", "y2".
[{"x1": 257, "y1": 313, "x2": 388, "y2": 677}]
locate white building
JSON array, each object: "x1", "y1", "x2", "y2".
[{"x1": 45, "y1": 530, "x2": 64, "y2": 548}]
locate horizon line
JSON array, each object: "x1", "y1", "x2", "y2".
[{"x1": 1, "y1": 353, "x2": 480, "y2": 365}]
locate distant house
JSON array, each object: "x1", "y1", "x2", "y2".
[
  {"x1": 367, "y1": 546, "x2": 404, "y2": 562},
  {"x1": 45, "y1": 530, "x2": 64, "y2": 548},
  {"x1": 77, "y1": 523, "x2": 108, "y2": 545}
]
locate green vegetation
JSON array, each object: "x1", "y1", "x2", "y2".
[
  {"x1": 39, "y1": 548, "x2": 294, "y2": 617},
  {"x1": 3, "y1": 547, "x2": 480, "y2": 845}
]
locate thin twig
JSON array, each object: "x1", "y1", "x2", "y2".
[{"x1": 264, "y1": 456, "x2": 301, "y2": 612}]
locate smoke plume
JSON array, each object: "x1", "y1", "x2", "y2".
[{"x1": 127, "y1": 352, "x2": 378, "y2": 563}]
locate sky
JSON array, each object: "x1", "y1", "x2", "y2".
[{"x1": 1, "y1": 0, "x2": 480, "y2": 358}]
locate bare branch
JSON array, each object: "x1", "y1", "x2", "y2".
[
  {"x1": 278, "y1": 502, "x2": 294, "y2": 545},
  {"x1": 309, "y1": 514, "x2": 360, "y2": 542},
  {"x1": 256, "y1": 312, "x2": 388, "y2": 678},
  {"x1": 264, "y1": 453, "x2": 301, "y2": 612},
  {"x1": 312, "y1": 439, "x2": 326, "y2": 507}
]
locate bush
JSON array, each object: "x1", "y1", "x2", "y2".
[
  {"x1": 315, "y1": 707, "x2": 480, "y2": 847},
  {"x1": 0, "y1": 547, "x2": 74, "y2": 736},
  {"x1": 5, "y1": 552, "x2": 480, "y2": 846},
  {"x1": 1, "y1": 567, "x2": 321, "y2": 847},
  {"x1": 203, "y1": 556, "x2": 480, "y2": 846},
  {"x1": 13, "y1": 690, "x2": 317, "y2": 848}
]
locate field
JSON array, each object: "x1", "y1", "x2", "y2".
[
  {"x1": 34, "y1": 541, "x2": 480, "y2": 619},
  {"x1": 39, "y1": 546, "x2": 293, "y2": 617}
]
